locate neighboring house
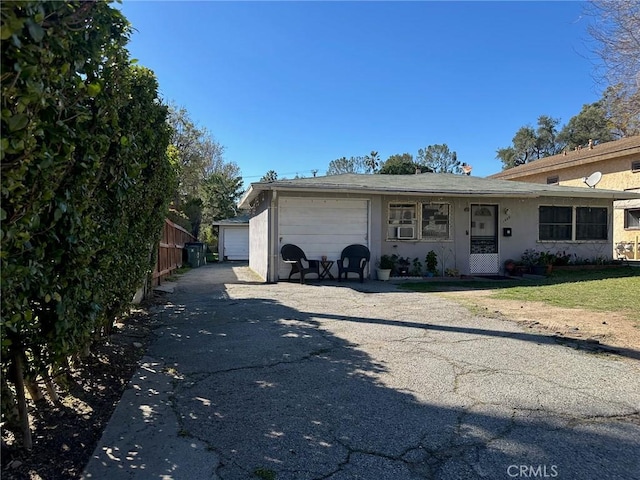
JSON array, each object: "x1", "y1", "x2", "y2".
[
  {"x1": 212, "y1": 214, "x2": 250, "y2": 261},
  {"x1": 237, "y1": 173, "x2": 640, "y2": 282},
  {"x1": 488, "y1": 136, "x2": 640, "y2": 260}
]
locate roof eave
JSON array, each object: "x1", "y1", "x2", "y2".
[{"x1": 237, "y1": 182, "x2": 640, "y2": 207}]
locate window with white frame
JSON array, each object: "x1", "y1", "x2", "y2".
[
  {"x1": 422, "y1": 203, "x2": 450, "y2": 239},
  {"x1": 388, "y1": 203, "x2": 417, "y2": 240},
  {"x1": 625, "y1": 209, "x2": 640, "y2": 229},
  {"x1": 538, "y1": 206, "x2": 608, "y2": 241},
  {"x1": 387, "y1": 202, "x2": 450, "y2": 240}
]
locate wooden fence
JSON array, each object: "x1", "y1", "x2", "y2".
[{"x1": 152, "y1": 219, "x2": 195, "y2": 286}]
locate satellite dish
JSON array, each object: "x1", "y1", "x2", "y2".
[{"x1": 583, "y1": 171, "x2": 602, "y2": 188}]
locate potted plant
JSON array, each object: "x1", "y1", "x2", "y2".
[
  {"x1": 520, "y1": 249, "x2": 541, "y2": 274},
  {"x1": 521, "y1": 249, "x2": 552, "y2": 275},
  {"x1": 376, "y1": 254, "x2": 395, "y2": 281},
  {"x1": 397, "y1": 256, "x2": 411, "y2": 276},
  {"x1": 425, "y1": 250, "x2": 438, "y2": 277},
  {"x1": 539, "y1": 251, "x2": 556, "y2": 275},
  {"x1": 503, "y1": 259, "x2": 516, "y2": 276},
  {"x1": 410, "y1": 257, "x2": 423, "y2": 276}
]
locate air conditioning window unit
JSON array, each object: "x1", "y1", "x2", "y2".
[{"x1": 397, "y1": 226, "x2": 415, "y2": 239}]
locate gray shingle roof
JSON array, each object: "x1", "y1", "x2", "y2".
[
  {"x1": 211, "y1": 214, "x2": 250, "y2": 225},
  {"x1": 238, "y1": 173, "x2": 639, "y2": 209}
]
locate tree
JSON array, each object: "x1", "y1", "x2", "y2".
[
  {"x1": 602, "y1": 84, "x2": 640, "y2": 137},
  {"x1": 378, "y1": 153, "x2": 432, "y2": 174},
  {"x1": 166, "y1": 104, "x2": 242, "y2": 235},
  {"x1": 586, "y1": 1, "x2": 640, "y2": 137},
  {"x1": 496, "y1": 126, "x2": 537, "y2": 168},
  {"x1": 201, "y1": 172, "x2": 244, "y2": 223},
  {"x1": 557, "y1": 100, "x2": 614, "y2": 149},
  {"x1": 496, "y1": 116, "x2": 562, "y2": 169},
  {"x1": 261, "y1": 170, "x2": 278, "y2": 182},
  {"x1": 364, "y1": 151, "x2": 380, "y2": 173},
  {"x1": 535, "y1": 115, "x2": 563, "y2": 157},
  {"x1": 586, "y1": 0, "x2": 640, "y2": 97},
  {"x1": 416, "y1": 144, "x2": 460, "y2": 173},
  {"x1": 166, "y1": 104, "x2": 225, "y2": 204},
  {"x1": 326, "y1": 156, "x2": 367, "y2": 175},
  {"x1": 183, "y1": 196, "x2": 204, "y2": 238}
]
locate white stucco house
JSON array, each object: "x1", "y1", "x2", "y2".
[
  {"x1": 237, "y1": 173, "x2": 640, "y2": 282},
  {"x1": 212, "y1": 214, "x2": 250, "y2": 261}
]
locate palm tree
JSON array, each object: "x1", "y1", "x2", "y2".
[{"x1": 365, "y1": 151, "x2": 380, "y2": 173}]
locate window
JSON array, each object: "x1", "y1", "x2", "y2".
[
  {"x1": 625, "y1": 209, "x2": 640, "y2": 229},
  {"x1": 539, "y1": 206, "x2": 572, "y2": 240},
  {"x1": 388, "y1": 203, "x2": 417, "y2": 240},
  {"x1": 632, "y1": 160, "x2": 640, "y2": 172},
  {"x1": 576, "y1": 207, "x2": 607, "y2": 240},
  {"x1": 387, "y1": 202, "x2": 450, "y2": 240},
  {"x1": 538, "y1": 206, "x2": 608, "y2": 241},
  {"x1": 422, "y1": 204, "x2": 450, "y2": 239},
  {"x1": 546, "y1": 176, "x2": 559, "y2": 184}
]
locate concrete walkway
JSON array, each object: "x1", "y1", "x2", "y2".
[{"x1": 83, "y1": 263, "x2": 640, "y2": 479}]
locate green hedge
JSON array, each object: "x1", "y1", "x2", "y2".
[{"x1": 1, "y1": 1, "x2": 176, "y2": 447}]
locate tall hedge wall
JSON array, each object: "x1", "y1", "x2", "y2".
[{"x1": 1, "y1": 1, "x2": 176, "y2": 447}]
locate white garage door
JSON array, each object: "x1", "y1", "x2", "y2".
[
  {"x1": 278, "y1": 197, "x2": 369, "y2": 279},
  {"x1": 223, "y1": 227, "x2": 249, "y2": 260}
]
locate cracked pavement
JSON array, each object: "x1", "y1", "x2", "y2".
[{"x1": 83, "y1": 263, "x2": 640, "y2": 479}]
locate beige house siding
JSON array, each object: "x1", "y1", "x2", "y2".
[{"x1": 489, "y1": 136, "x2": 640, "y2": 259}]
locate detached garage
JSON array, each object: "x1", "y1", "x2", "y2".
[{"x1": 212, "y1": 215, "x2": 250, "y2": 261}]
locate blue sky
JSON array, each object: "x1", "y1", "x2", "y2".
[{"x1": 118, "y1": 1, "x2": 602, "y2": 185}]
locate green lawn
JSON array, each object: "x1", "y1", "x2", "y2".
[{"x1": 401, "y1": 267, "x2": 640, "y2": 319}]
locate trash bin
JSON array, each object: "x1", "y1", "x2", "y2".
[{"x1": 184, "y1": 242, "x2": 206, "y2": 268}]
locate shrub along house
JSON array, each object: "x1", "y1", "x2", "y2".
[{"x1": 237, "y1": 173, "x2": 640, "y2": 282}]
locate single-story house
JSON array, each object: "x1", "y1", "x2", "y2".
[
  {"x1": 488, "y1": 135, "x2": 640, "y2": 260},
  {"x1": 237, "y1": 173, "x2": 640, "y2": 282},
  {"x1": 212, "y1": 214, "x2": 250, "y2": 261}
]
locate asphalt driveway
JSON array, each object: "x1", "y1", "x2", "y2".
[{"x1": 83, "y1": 263, "x2": 640, "y2": 480}]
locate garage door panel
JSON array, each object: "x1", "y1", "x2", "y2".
[
  {"x1": 224, "y1": 227, "x2": 249, "y2": 260},
  {"x1": 282, "y1": 222, "x2": 368, "y2": 236},
  {"x1": 280, "y1": 237, "x2": 366, "y2": 256},
  {"x1": 283, "y1": 211, "x2": 366, "y2": 225},
  {"x1": 278, "y1": 197, "x2": 369, "y2": 280}
]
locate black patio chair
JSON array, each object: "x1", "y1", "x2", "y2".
[
  {"x1": 337, "y1": 244, "x2": 370, "y2": 283},
  {"x1": 280, "y1": 244, "x2": 320, "y2": 284}
]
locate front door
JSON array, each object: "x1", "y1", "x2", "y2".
[{"x1": 469, "y1": 204, "x2": 499, "y2": 274}]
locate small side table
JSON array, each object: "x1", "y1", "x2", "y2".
[{"x1": 319, "y1": 260, "x2": 335, "y2": 280}]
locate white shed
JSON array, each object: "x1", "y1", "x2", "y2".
[{"x1": 212, "y1": 215, "x2": 250, "y2": 261}]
